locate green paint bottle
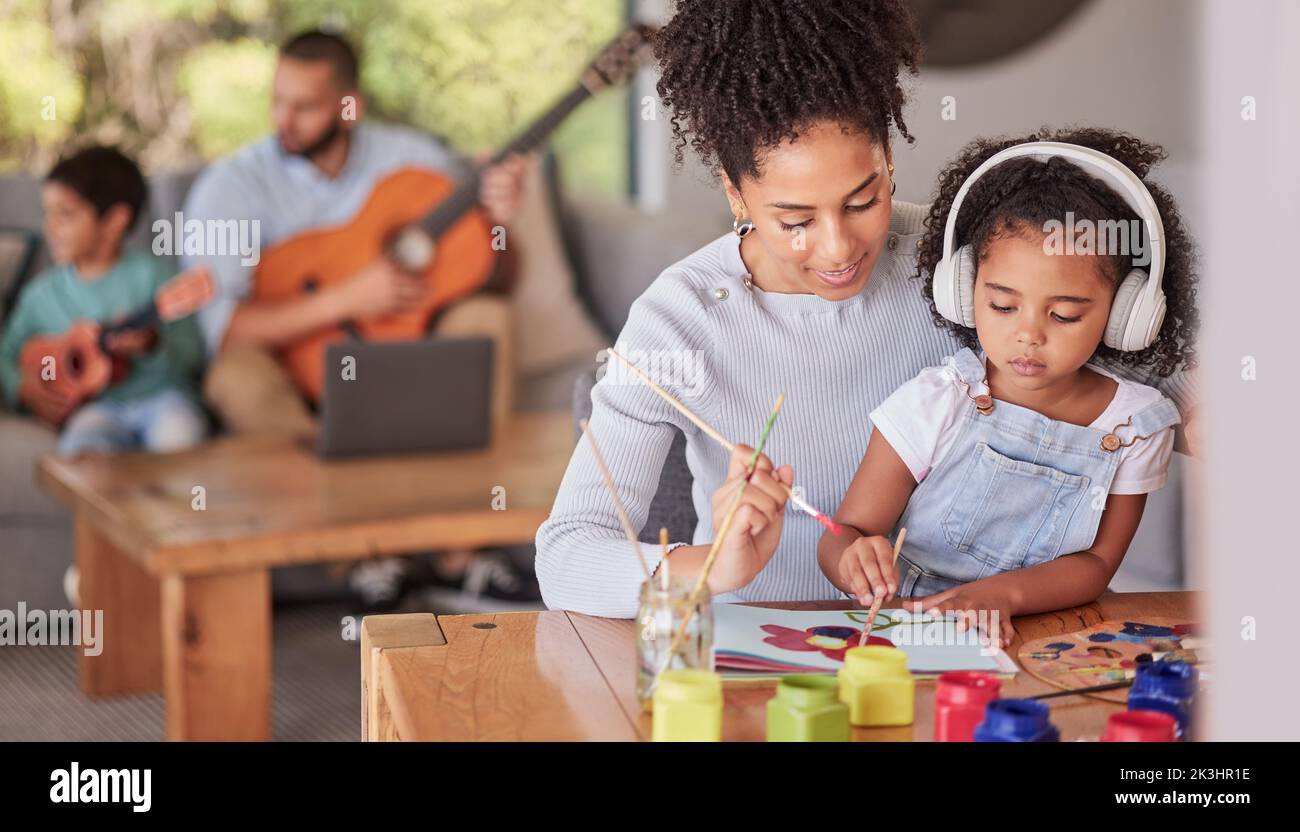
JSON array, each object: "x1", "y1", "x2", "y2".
[{"x1": 766, "y1": 675, "x2": 851, "y2": 742}]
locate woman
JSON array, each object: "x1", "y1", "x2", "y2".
[{"x1": 535, "y1": 0, "x2": 1196, "y2": 618}]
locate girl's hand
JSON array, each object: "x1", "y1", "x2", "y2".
[
  {"x1": 837, "y1": 535, "x2": 899, "y2": 606},
  {"x1": 904, "y1": 583, "x2": 1016, "y2": 649},
  {"x1": 705, "y1": 443, "x2": 793, "y2": 594}
]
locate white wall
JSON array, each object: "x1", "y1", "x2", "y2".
[
  {"x1": 636, "y1": 0, "x2": 1204, "y2": 222},
  {"x1": 1194, "y1": 0, "x2": 1299, "y2": 742}
]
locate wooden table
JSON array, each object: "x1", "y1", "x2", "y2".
[
  {"x1": 37, "y1": 410, "x2": 574, "y2": 741},
  {"x1": 360, "y1": 592, "x2": 1197, "y2": 741}
]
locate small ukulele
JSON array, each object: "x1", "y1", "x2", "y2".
[{"x1": 18, "y1": 266, "x2": 215, "y2": 420}]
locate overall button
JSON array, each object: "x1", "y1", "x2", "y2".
[
  {"x1": 714, "y1": 287, "x2": 729, "y2": 301},
  {"x1": 887, "y1": 234, "x2": 899, "y2": 250}
]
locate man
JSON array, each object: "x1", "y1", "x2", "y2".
[
  {"x1": 183, "y1": 30, "x2": 537, "y2": 609},
  {"x1": 185, "y1": 29, "x2": 526, "y2": 434}
]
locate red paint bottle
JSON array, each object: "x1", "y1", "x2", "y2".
[
  {"x1": 1102, "y1": 709, "x2": 1177, "y2": 742},
  {"x1": 934, "y1": 671, "x2": 1002, "y2": 742}
]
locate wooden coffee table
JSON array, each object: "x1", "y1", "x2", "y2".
[
  {"x1": 360, "y1": 592, "x2": 1198, "y2": 741},
  {"x1": 37, "y1": 410, "x2": 574, "y2": 741}
]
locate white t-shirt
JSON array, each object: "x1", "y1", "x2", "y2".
[{"x1": 869, "y1": 354, "x2": 1176, "y2": 495}]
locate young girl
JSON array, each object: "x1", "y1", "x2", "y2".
[{"x1": 819, "y1": 128, "x2": 1198, "y2": 646}]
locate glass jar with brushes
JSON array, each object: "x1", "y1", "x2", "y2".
[{"x1": 635, "y1": 573, "x2": 715, "y2": 711}]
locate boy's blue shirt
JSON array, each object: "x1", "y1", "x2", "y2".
[{"x1": 0, "y1": 249, "x2": 206, "y2": 411}]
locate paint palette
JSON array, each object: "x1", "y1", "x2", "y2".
[{"x1": 1018, "y1": 617, "x2": 1198, "y2": 703}]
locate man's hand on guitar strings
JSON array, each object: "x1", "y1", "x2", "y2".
[
  {"x1": 476, "y1": 152, "x2": 534, "y2": 226},
  {"x1": 335, "y1": 257, "x2": 427, "y2": 320}
]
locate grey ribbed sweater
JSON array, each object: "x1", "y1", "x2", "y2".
[{"x1": 535, "y1": 200, "x2": 1194, "y2": 618}]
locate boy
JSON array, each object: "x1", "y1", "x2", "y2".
[{"x1": 0, "y1": 146, "x2": 208, "y2": 455}]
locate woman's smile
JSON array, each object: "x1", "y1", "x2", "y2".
[{"x1": 810, "y1": 255, "x2": 865, "y2": 288}]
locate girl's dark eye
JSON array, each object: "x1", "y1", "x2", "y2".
[
  {"x1": 1052, "y1": 313, "x2": 1083, "y2": 324},
  {"x1": 779, "y1": 219, "x2": 811, "y2": 232},
  {"x1": 989, "y1": 302, "x2": 1014, "y2": 313}
]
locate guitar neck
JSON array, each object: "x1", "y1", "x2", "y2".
[
  {"x1": 90, "y1": 302, "x2": 160, "y2": 354},
  {"x1": 418, "y1": 83, "x2": 594, "y2": 239}
]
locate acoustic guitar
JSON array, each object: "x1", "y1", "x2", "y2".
[
  {"x1": 252, "y1": 23, "x2": 656, "y2": 402},
  {"x1": 18, "y1": 266, "x2": 215, "y2": 422}
]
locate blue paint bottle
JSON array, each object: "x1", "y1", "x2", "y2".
[
  {"x1": 973, "y1": 699, "x2": 1060, "y2": 742},
  {"x1": 1128, "y1": 660, "x2": 1197, "y2": 739}
]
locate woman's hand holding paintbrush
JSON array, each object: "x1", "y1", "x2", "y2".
[
  {"x1": 703, "y1": 443, "x2": 794, "y2": 593},
  {"x1": 655, "y1": 422, "x2": 794, "y2": 594},
  {"x1": 607, "y1": 348, "x2": 842, "y2": 535}
]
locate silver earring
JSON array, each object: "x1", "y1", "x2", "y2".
[{"x1": 733, "y1": 216, "x2": 754, "y2": 238}]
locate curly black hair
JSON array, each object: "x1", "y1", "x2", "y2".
[
  {"x1": 916, "y1": 127, "x2": 1199, "y2": 377},
  {"x1": 654, "y1": 0, "x2": 921, "y2": 183}
]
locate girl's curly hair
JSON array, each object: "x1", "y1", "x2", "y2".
[
  {"x1": 653, "y1": 0, "x2": 921, "y2": 183},
  {"x1": 916, "y1": 127, "x2": 1199, "y2": 377}
]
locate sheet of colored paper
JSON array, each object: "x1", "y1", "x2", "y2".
[{"x1": 714, "y1": 603, "x2": 1017, "y2": 677}]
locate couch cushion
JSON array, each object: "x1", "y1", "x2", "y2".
[
  {"x1": 0, "y1": 227, "x2": 41, "y2": 325},
  {"x1": 508, "y1": 156, "x2": 608, "y2": 376},
  {"x1": 572, "y1": 369, "x2": 697, "y2": 545},
  {"x1": 558, "y1": 193, "x2": 723, "y2": 339},
  {"x1": 0, "y1": 414, "x2": 65, "y2": 520}
]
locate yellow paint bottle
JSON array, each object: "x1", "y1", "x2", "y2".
[
  {"x1": 652, "y1": 668, "x2": 722, "y2": 742},
  {"x1": 838, "y1": 646, "x2": 914, "y2": 727}
]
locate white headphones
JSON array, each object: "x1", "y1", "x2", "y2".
[{"x1": 931, "y1": 141, "x2": 1167, "y2": 352}]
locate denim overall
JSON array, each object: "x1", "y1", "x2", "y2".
[{"x1": 894, "y1": 349, "x2": 1181, "y2": 598}]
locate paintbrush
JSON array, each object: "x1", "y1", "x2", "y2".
[
  {"x1": 655, "y1": 394, "x2": 785, "y2": 679},
  {"x1": 1030, "y1": 680, "x2": 1134, "y2": 701},
  {"x1": 858, "y1": 527, "x2": 907, "y2": 646},
  {"x1": 1030, "y1": 659, "x2": 1203, "y2": 701},
  {"x1": 579, "y1": 418, "x2": 652, "y2": 581},
  {"x1": 691, "y1": 393, "x2": 784, "y2": 599},
  {"x1": 659, "y1": 527, "x2": 670, "y2": 590},
  {"x1": 607, "y1": 347, "x2": 842, "y2": 535}
]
